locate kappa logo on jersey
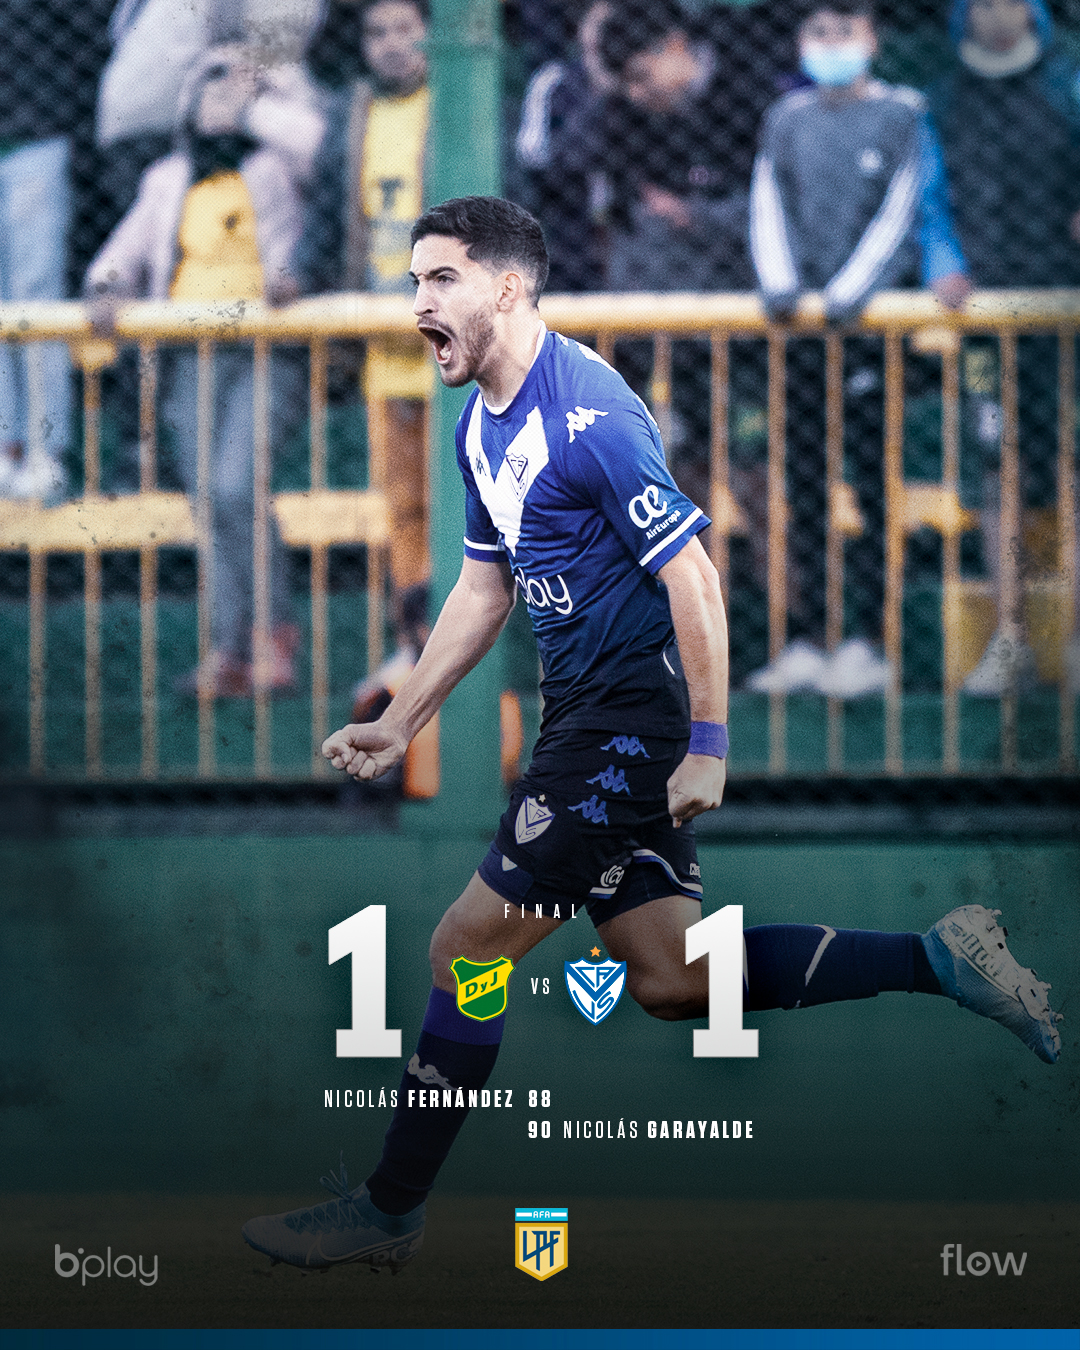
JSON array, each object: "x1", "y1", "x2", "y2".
[
  {"x1": 450, "y1": 955, "x2": 514, "y2": 1021},
  {"x1": 565, "y1": 405, "x2": 609, "y2": 443},
  {"x1": 565, "y1": 957, "x2": 627, "y2": 1024},
  {"x1": 569, "y1": 795, "x2": 609, "y2": 825},
  {"x1": 587, "y1": 765, "x2": 631, "y2": 795},
  {"x1": 516, "y1": 795, "x2": 554, "y2": 844},
  {"x1": 601, "y1": 734, "x2": 650, "y2": 758},
  {"x1": 627, "y1": 483, "x2": 669, "y2": 528},
  {"x1": 515, "y1": 1208, "x2": 568, "y2": 1281}
]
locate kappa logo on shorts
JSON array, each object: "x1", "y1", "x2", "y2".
[
  {"x1": 516, "y1": 796, "x2": 554, "y2": 844},
  {"x1": 569, "y1": 795, "x2": 609, "y2": 825},
  {"x1": 587, "y1": 765, "x2": 631, "y2": 795},
  {"x1": 601, "y1": 735, "x2": 649, "y2": 758}
]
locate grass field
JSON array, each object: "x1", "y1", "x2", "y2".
[{"x1": 3, "y1": 1194, "x2": 1077, "y2": 1330}]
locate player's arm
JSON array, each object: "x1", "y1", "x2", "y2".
[
  {"x1": 658, "y1": 535, "x2": 729, "y2": 826},
  {"x1": 322, "y1": 556, "x2": 516, "y2": 779}
]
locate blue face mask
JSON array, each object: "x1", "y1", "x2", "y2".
[{"x1": 800, "y1": 41, "x2": 873, "y2": 86}]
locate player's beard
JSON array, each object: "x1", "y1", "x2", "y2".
[{"x1": 436, "y1": 306, "x2": 498, "y2": 388}]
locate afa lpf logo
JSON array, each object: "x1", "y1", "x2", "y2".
[
  {"x1": 514, "y1": 1208, "x2": 568, "y2": 1281},
  {"x1": 565, "y1": 950, "x2": 627, "y2": 1025}
]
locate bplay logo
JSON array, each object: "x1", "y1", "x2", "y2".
[{"x1": 55, "y1": 1244, "x2": 159, "y2": 1286}]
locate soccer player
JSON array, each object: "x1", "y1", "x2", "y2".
[{"x1": 242, "y1": 196, "x2": 1062, "y2": 1272}]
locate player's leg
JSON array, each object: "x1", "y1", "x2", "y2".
[
  {"x1": 361, "y1": 873, "x2": 561, "y2": 1220},
  {"x1": 598, "y1": 893, "x2": 708, "y2": 1020},
  {"x1": 242, "y1": 873, "x2": 561, "y2": 1270},
  {"x1": 601, "y1": 879, "x2": 1062, "y2": 1065}
]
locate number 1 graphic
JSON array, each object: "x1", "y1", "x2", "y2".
[
  {"x1": 328, "y1": 905, "x2": 401, "y2": 1057},
  {"x1": 685, "y1": 904, "x2": 759, "y2": 1058},
  {"x1": 328, "y1": 902, "x2": 758, "y2": 1059}
]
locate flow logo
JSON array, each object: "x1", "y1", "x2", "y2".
[
  {"x1": 940, "y1": 1244, "x2": 1027, "y2": 1276},
  {"x1": 55, "y1": 1245, "x2": 158, "y2": 1287}
]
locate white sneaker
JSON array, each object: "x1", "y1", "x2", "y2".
[
  {"x1": 746, "y1": 640, "x2": 827, "y2": 693},
  {"x1": 816, "y1": 638, "x2": 892, "y2": 699},
  {"x1": 9, "y1": 453, "x2": 66, "y2": 504},
  {"x1": 922, "y1": 905, "x2": 1062, "y2": 1064},
  {"x1": 961, "y1": 628, "x2": 1039, "y2": 696}
]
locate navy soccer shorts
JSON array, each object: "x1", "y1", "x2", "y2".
[{"x1": 477, "y1": 727, "x2": 703, "y2": 927}]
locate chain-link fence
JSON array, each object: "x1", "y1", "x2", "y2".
[{"x1": 2, "y1": 0, "x2": 1080, "y2": 791}]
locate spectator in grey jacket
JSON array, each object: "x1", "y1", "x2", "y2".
[{"x1": 746, "y1": 0, "x2": 970, "y2": 698}]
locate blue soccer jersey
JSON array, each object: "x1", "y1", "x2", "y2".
[{"x1": 457, "y1": 328, "x2": 710, "y2": 735}]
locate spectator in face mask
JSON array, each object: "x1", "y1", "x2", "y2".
[{"x1": 745, "y1": 0, "x2": 969, "y2": 698}]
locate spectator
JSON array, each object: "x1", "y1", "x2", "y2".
[
  {"x1": 93, "y1": 0, "x2": 325, "y2": 492},
  {"x1": 86, "y1": 45, "x2": 311, "y2": 697},
  {"x1": 585, "y1": 0, "x2": 771, "y2": 293},
  {"x1": 96, "y1": 0, "x2": 325, "y2": 238},
  {"x1": 0, "y1": 0, "x2": 111, "y2": 500},
  {"x1": 745, "y1": 0, "x2": 970, "y2": 698},
  {"x1": 927, "y1": 0, "x2": 1080, "y2": 694},
  {"x1": 512, "y1": 1, "x2": 613, "y2": 292},
  {"x1": 297, "y1": 0, "x2": 432, "y2": 593}
]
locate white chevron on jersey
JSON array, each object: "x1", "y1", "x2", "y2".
[{"x1": 465, "y1": 398, "x2": 550, "y2": 556}]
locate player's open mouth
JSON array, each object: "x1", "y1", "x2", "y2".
[{"x1": 418, "y1": 323, "x2": 453, "y2": 365}]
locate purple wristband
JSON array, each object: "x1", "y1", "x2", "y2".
[{"x1": 689, "y1": 721, "x2": 728, "y2": 759}]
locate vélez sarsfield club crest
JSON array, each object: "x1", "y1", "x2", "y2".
[
  {"x1": 564, "y1": 957, "x2": 627, "y2": 1024},
  {"x1": 451, "y1": 955, "x2": 514, "y2": 1021}
]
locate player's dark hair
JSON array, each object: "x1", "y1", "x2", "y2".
[
  {"x1": 411, "y1": 196, "x2": 550, "y2": 304},
  {"x1": 597, "y1": 1, "x2": 688, "y2": 77}
]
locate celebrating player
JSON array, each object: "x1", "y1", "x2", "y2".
[{"x1": 242, "y1": 196, "x2": 1061, "y2": 1273}]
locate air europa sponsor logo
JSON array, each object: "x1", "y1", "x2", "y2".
[
  {"x1": 513, "y1": 569, "x2": 573, "y2": 615},
  {"x1": 55, "y1": 1244, "x2": 158, "y2": 1287},
  {"x1": 627, "y1": 483, "x2": 669, "y2": 528}
]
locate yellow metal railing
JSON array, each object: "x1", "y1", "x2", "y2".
[{"x1": 1, "y1": 289, "x2": 1078, "y2": 781}]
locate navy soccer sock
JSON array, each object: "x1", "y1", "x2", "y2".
[
  {"x1": 743, "y1": 924, "x2": 942, "y2": 1012},
  {"x1": 366, "y1": 987, "x2": 504, "y2": 1216}
]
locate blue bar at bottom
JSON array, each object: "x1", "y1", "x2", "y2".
[{"x1": 0, "y1": 1329, "x2": 1077, "y2": 1350}]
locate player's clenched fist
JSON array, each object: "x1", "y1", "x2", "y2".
[
  {"x1": 666, "y1": 753, "x2": 726, "y2": 827},
  {"x1": 321, "y1": 721, "x2": 407, "y2": 780}
]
